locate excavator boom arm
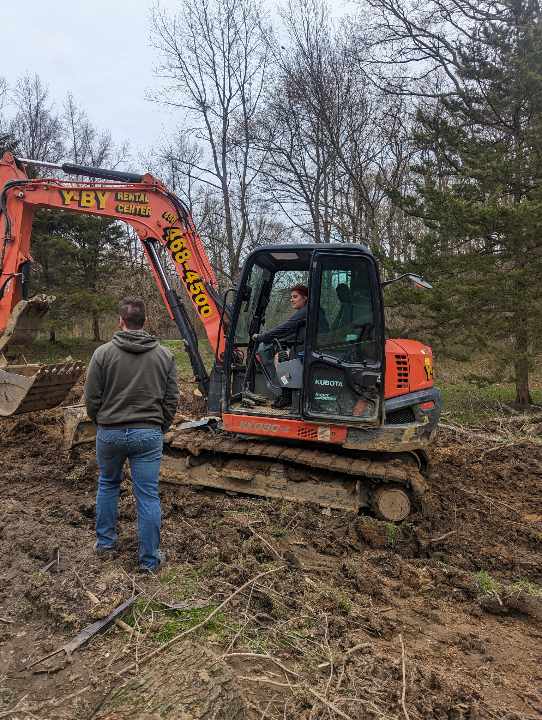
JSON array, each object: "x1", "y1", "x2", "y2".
[{"x1": 0, "y1": 153, "x2": 225, "y2": 394}]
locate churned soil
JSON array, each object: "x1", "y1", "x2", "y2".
[{"x1": 0, "y1": 408, "x2": 541, "y2": 719}]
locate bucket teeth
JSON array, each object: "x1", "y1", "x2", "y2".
[{"x1": 0, "y1": 361, "x2": 85, "y2": 417}]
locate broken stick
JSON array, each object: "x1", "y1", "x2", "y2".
[{"x1": 26, "y1": 595, "x2": 138, "y2": 670}]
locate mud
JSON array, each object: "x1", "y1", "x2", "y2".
[{"x1": 1, "y1": 410, "x2": 541, "y2": 719}]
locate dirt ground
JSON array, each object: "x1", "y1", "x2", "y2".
[{"x1": 1, "y1": 407, "x2": 541, "y2": 719}]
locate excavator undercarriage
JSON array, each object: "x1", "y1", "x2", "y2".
[
  {"x1": 162, "y1": 428, "x2": 427, "y2": 520},
  {"x1": 64, "y1": 406, "x2": 428, "y2": 521}
]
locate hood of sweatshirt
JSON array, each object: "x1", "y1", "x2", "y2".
[{"x1": 111, "y1": 330, "x2": 159, "y2": 354}]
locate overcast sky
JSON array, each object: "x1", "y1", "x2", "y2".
[
  {"x1": 3, "y1": 0, "x2": 187, "y2": 165},
  {"x1": 3, "y1": 0, "x2": 353, "y2": 170}
]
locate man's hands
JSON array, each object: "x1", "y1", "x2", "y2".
[{"x1": 251, "y1": 333, "x2": 260, "y2": 342}]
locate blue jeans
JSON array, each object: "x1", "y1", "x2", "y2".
[{"x1": 96, "y1": 427, "x2": 163, "y2": 570}]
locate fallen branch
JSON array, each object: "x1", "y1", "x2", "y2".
[
  {"x1": 118, "y1": 565, "x2": 285, "y2": 677},
  {"x1": 428, "y1": 530, "x2": 457, "y2": 544},
  {"x1": 439, "y1": 423, "x2": 497, "y2": 442},
  {"x1": 39, "y1": 549, "x2": 60, "y2": 573},
  {"x1": 26, "y1": 595, "x2": 138, "y2": 670},
  {"x1": 317, "y1": 641, "x2": 372, "y2": 669},
  {"x1": 248, "y1": 524, "x2": 283, "y2": 561},
  {"x1": 0, "y1": 694, "x2": 28, "y2": 719},
  {"x1": 306, "y1": 687, "x2": 355, "y2": 720},
  {"x1": 459, "y1": 485, "x2": 524, "y2": 517},
  {"x1": 239, "y1": 675, "x2": 298, "y2": 689},
  {"x1": 219, "y1": 651, "x2": 299, "y2": 677},
  {"x1": 399, "y1": 634, "x2": 410, "y2": 720},
  {"x1": 479, "y1": 590, "x2": 542, "y2": 621}
]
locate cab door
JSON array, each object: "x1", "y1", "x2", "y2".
[{"x1": 303, "y1": 249, "x2": 385, "y2": 424}]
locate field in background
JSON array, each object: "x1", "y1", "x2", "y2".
[{"x1": 22, "y1": 337, "x2": 542, "y2": 426}]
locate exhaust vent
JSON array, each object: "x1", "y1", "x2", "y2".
[
  {"x1": 394, "y1": 354, "x2": 409, "y2": 390},
  {"x1": 385, "y1": 407, "x2": 415, "y2": 424}
]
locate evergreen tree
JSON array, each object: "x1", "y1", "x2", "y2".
[
  {"x1": 389, "y1": 0, "x2": 542, "y2": 406},
  {"x1": 31, "y1": 211, "x2": 128, "y2": 341}
]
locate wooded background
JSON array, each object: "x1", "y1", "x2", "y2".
[{"x1": 1, "y1": 0, "x2": 541, "y2": 406}]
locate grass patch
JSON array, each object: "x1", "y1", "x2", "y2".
[
  {"x1": 158, "y1": 562, "x2": 218, "y2": 601},
  {"x1": 441, "y1": 382, "x2": 542, "y2": 425},
  {"x1": 385, "y1": 522, "x2": 399, "y2": 547},
  {"x1": 508, "y1": 579, "x2": 542, "y2": 597},
  {"x1": 153, "y1": 606, "x2": 225, "y2": 643},
  {"x1": 269, "y1": 524, "x2": 287, "y2": 539},
  {"x1": 162, "y1": 339, "x2": 214, "y2": 378},
  {"x1": 124, "y1": 597, "x2": 227, "y2": 644},
  {"x1": 14, "y1": 337, "x2": 214, "y2": 378},
  {"x1": 475, "y1": 570, "x2": 501, "y2": 595},
  {"x1": 438, "y1": 355, "x2": 542, "y2": 425},
  {"x1": 15, "y1": 337, "x2": 101, "y2": 364}
]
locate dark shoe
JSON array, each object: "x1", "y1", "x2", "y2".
[
  {"x1": 139, "y1": 550, "x2": 165, "y2": 574},
  {"x1": 94, "y1": 542, "x2": 118, "y2": 559},
  {"x1": 271, "y1": 395, "x2": 291, "y2": 409}
]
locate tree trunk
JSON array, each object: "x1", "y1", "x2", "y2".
[
  {"x1": 514, "y1": 321, "x2": 532, "y2": 407},
  {"x1": 92, "y1": 312, "x2": 101, "y2": 342}
]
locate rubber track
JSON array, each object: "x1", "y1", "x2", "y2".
[{"x1": 167, "y1": 429, "x2": 421, "y2": 486}]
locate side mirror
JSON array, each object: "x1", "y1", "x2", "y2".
[
  {"x1": 407, "y1": 274, "x2": 432, "y2": 290},
  {"x1": 382, "y1": 273, "x2": 433, "y2": 290}
]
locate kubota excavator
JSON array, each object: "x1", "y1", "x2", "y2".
[{"x1": 0, "y1": 152, "x2": 441, "y2": 521}]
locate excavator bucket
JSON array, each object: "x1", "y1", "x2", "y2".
[
  {"x1": 0, "y1": 296, "x2": 85, "y2": 417},
  {"x1": 0, "y1": 362, "x2": 85, "y2": 417}
]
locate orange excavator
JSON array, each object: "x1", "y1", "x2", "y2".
[{"x1": 0, "y1": 152, "x2": 441, "y2": 520}]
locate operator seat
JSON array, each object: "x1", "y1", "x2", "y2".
[{"x1": 333, "y1": 283, "x2": 354, "y2": 330}]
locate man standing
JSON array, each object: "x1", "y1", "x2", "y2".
[{"x1": 84, "y1": 297, "x2": 179, "y2": 572}]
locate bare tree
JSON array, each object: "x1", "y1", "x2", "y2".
[
  {"x1": 63, "y1": 93, "x2": 129, "y2": 168},
  {"x1": 257, "y1": 0, "x2": 420, "y2": 261},
  {"x1": 151, "y1": 0, "x2": 270, "y2": 284},
  {"x1": 0, "y1": 77, "x2": 18, "y2": 155},
  {"x1": 9, "y1": 74, "x2": 63, "y2": 165}
]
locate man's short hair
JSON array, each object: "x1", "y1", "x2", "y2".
[
  {"x1": 290, "y1": 284, "x2": 309, "y2": 298},
  {"x1": 119, "y1": 297, "x2": 146, "y2": 330}
]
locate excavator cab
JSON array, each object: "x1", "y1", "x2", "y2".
[{"x1": 223, "y1": 244, "x2": 385, "y2": 426}]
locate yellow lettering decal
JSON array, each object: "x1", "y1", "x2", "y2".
[
  {"x1": 80, "y1": 190, "x2": 95, "y2": 208},
  {"x1": 114, "y1": 191, "x2": 148, "y2": 204},
  {"x1": 115, "y1": 203, "x2": 151, "y2": 217},
  {"x1": 60, "y1": 190, "x2": 78, "y2": 205},
  {"x1": 424, "y1": 356, "x2": 433, "y2": 380},
  {"x1": 162, "y1": 225, "x2": 213, "y2": 319},
  {"x1": 162, "y1": 211, "x2": 179, "y2": 224},
  {"x1": 95, "y1": 191, "x2": 107, "y2": 210}
]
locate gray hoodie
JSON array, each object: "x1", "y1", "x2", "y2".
[{"x1": 84, "y1": 330, "x2": 179, "y2": 431}]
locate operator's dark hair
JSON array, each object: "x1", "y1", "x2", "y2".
[
  {"x1": 290, "y1": 284, "x2": 309, "y2": 298},
  {"x1": 119, "y1": 296, "x2": 146, "y2": 330}
]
